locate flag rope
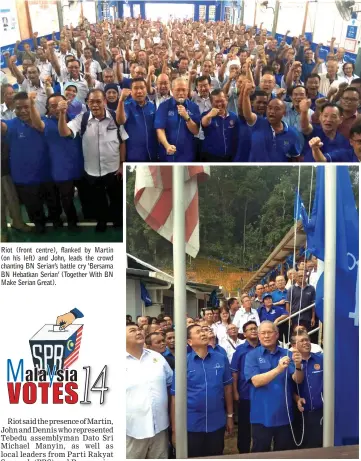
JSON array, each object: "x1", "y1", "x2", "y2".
[{"x1": 284, "y1": 165, "x2": 305, "y2": 448}]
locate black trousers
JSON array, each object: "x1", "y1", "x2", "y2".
[
  {"x1": 302, "y1": 409, "x2": 323, "y2": 449},
  {"x1": 56, "y1": 180, "x2": 78, "y2": 225},
  {"x1": 16, "y1": 182, "x2": 61, "y2": 226},
  {"x1": 251, "y1": 423, "x2": 294, "y2": 453},
  {"x1": 188, "y1": 426, "x2": 225, "y2": 458},
  {"x1": 202, "y1": 152, "x2": 233, "y2": 162},
  {"x1": 85, "y1": 172, "x2": 123, "y2": 226},
  {"x1": 237, "y1": 399, "x2": 251, "y2": 453},
  {"x1": 75, "y1": 176, "x2": 94, "y2": 220}
]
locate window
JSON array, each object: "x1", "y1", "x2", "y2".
[
  {"x1": 209, "y1": 5, "x2": 216, "y2": 21},
  {"x1": 199, "y1": 5, "x2": 206, "y2": 20}
]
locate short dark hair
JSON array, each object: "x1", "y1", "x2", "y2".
[
  {"x1": 210, "y1": 88, "x2": 225, "y2": 100},
  {"x1": 196, "y1": 75, "x2": 211, "y2": 86},
  {"x1": 131, "y1": 77, "x2": 146, "y2": 87},
  {"x1": 262, "y1": 66, "x2": 274, "y2": 75},
  {"x1": 290, "y1": 331, "x2": 309, "y2": 345},
  {"x1": 342, "y1": 86, "x2": 360, "y2": 98},
  {"x1": 251, "y1": 90, "x2": 268, "y2": 101},
  {"x1": 243, "y1": 320, "x2": 258, "y2": 333},
  {"x1": 164, "y1": 327, "x2": 175, "y2": 336},
  {"x1": 13, "y1": 92, "x2": 29, "y2": 102},
  {"x1": 204, "y1": 308, "x2": 213, "y2": 315},
  {"x1": 87, "y1": 88, "x2": 106, "y2": 101},
  {"x1": 228, "y1": 297, "x2": 238, "y2": 308},
  {"x1": 350, "y1": 121, "x2": 361, "y2": 138},
  {"x1": 145, "y1": 332, "x2": 162, "y2": 346},
  {"x1": 179, "y1": 57, "x2": 189, "y2": 64},
  {"x1": 187, "y1": 323, "x2": 200, "y2": 340},
  {"x1": 46, "y1": 93, "x2": 66, "y2": 115},
  {"x1": 305, "y1": 73, "x2": 321, "y2": 84},
  {"x1": 66, "y1": 58, "x2": 81, "y2": 67},
  {"x1": 320, "y1": 102, "x2": 343, "y2": 116},
  {"x1": 291, "y1": 85, "x2": 307, "y2": 95},
  {"x1": 351, "y1": 77, "x2": 361, "y2": 85}
]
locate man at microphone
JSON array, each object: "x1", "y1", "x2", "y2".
[{"x1": 155, "y1": 78, "x2": 201, "y2": 162}]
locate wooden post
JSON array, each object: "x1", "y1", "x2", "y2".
[{"x1": 302, "y1": 1, "x2": 309, "y2": 36}]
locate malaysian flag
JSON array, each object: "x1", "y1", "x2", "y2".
[
  {"x1": 64, "y1": 326, "x2": 83, "y2": 369},
  {"x1": 134, "y1": 166, "x2": 210, "y2": 258}
]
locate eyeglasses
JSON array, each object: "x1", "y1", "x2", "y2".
[
  {"x1": 259, "y1": 331, "x2": 276, "y2": 336},
  {"x1": 342, "y1": 97, "x2": 359, "y2": 102},
  {"x1": 245, "y1": 327, "x2": 258, "y2": 332}
]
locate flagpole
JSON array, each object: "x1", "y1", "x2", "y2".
[
  {"x1": 172, "y1": 165, "x2": 188, "y2": 458},
  {"x1": 323, "y1": 166, "x2": 336, "y2": 447}
]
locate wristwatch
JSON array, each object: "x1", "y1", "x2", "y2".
[
  {"x1": 227, "y1": 414, "x2": 233, "y2": 418},
  {"x1": 296, "y1": 364, "x2": 303, "y2": 371},
  {"x1": 185, "y1": 116, "x2": 191, "y2": 122}
]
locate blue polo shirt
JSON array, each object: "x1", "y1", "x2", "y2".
[
  {"x1": 257, "y1": 305, "x2": 288, "y2": 323},
  {"x1": 233, "y1": 117, "x2": 252, "y2": 162},
  {"x1": 4, "y1": 117, "x2": 51, "y2": 185},
  {"x1": 170, "y1": 348, "x2": 233, "y2": 433},
  {"x1": 120, "y1": 76, "x2": 132, "y2": 89},
  {"x1": 324, "y1": 149, "x2": 359, "y2": 163},
  {"x1": 163, "y1": 347, "x2": 174, "y2": 358},
  {"x1": 43, "y1": 117, "x2": 83, "y2": 182},
  {"x1": 244, "y1": 345, "x2": 296, "y2": 427},
  {"x1": 272, "y1": 289, "x2": 288, "y2": 304},
  {"x1": 201, "y1": 110, "x2": 239, "y2": 158},
  {"x1": 249, "y1": 117, "x2": 301, "y2": 162},
  {"x1": 303, "y1": 125, "x2": 351, "y2": 162},
  {"x1": 310, "y1": 92, "x2": 325, "y2": 111},
  {"x1": 124, "y1": 99, "x2": 158, "y2": 162},
  {"x1": 208, "y1": 344, "x2": 228, "y2": 359},
  {"x1": 154, "y1": 98, "x2": 201, "y2": 162},
  {"x1": 296, "y1": 353, "x2": 323, "y2": 412},
  {"x1": 230, "y1": 341, "x2": 260, "y2": 400}
]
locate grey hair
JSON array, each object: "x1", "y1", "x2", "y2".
[{"x1": 258, "y1": 320, "x2": 279, "y2": 333}]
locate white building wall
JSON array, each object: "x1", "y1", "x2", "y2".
[{"x1": 126, "y1": 278, "x2": 142, "y2": 320}]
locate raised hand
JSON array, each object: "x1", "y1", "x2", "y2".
[{"x1": 309, "y1": 137, "x2": 324, "y2": 150}]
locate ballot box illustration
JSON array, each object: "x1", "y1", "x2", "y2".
[{"x1": 29, "y1": 324, "x2": 83, "y2": 370}]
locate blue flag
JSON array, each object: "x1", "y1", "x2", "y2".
[
  {"x1": 140, "y1": 282, "x2": 152, "y2": 307},
  {"x1": 303, "y1": 166, "x2": 359, "y2": 446},
  {"x1": 294, "y1": 190, "x2": 310, "y2": 229}
]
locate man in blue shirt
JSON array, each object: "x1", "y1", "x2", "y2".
[
  {"x1": 242, "y1": 81, "x2": 302, "y2": 162},
  {"x1": 1, "y1": 92, "x2": 61, "y2": 234},
  {"x1": 29, "y1": 93, "x2": 83, "y2": 231},
  {"x1": 155, "y1": 78, "x2": 200, "y2": 162},
  {"x1": 201, "y1": 89, "x2": 239, "y2": 162},
  {"x1": 244, "y1": 320, "x2": 304, "y2": 452},
  {"x1": 300, "y1": 101, "x2": 351, "y2": 162},
  {"x1": 291, "y1": 331, "x2": 323, "y2": 448},
  {"x1": 272, "y1": 275, "x2": 288, "y2": 306},
  {"x1": 308, "y1": 121, "x2": 361, "y2": 162},
  {"x1": 305, "y1": 74, "x2": 325, "y2": 111},
  {"x1": 163, "y1": 327, "x2": 175, "y2": 369},
  {"x1": 170, "y1": 324, "x2": 233, "y2": 458},
  {"x1": 258, "y1": 294, "x2": 289, "y2": 325},
  {"x1": 116, "y1": 78, "x2": 158, "y2": 162},
  {"x1": 231, "y1": 320, "x2": 260, "y2": 453}
]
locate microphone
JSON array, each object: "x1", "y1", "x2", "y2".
[{"x1": 176, "y1": 98, "x2": 185, "y2": 105}]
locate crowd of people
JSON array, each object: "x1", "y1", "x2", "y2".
[
  {"x1": 126, "y1": 257, "x2": 323, "y2": 458},
  {"x1": 1, "y1": 16, "x2": 360, "y2": 237}
]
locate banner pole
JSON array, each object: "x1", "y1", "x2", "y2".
[
  {"x1": 173, "y1": 165, "x2": 188, "y2": 458},
  {"x1": 323, "y1": 166, "x2": 336, "y2": 447}
]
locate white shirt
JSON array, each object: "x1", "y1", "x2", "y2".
[
  {"x1": 67, "y1": 109, "x2": 128, "y2": 177},
  {"x1": 318, "y1": 74, "x2": 341, "y2": 96},
  {"x1": 36, "y1": 60, "x2": 54, "y2": 82},
  {"x1": 19, "y1": 78, "x2": 50, "y2": 116},
  {"x1": 233, "y1": 308, "x2": 260, "y2": 333},
  {"x1": 126, "y1": 349, "x2": 173, "y2": 439},
  {"x1": 309, "y1": 269, "x2": 321, "y2": 288},
  {"x1": 80, "y1": 56, "x2": 102, "y2": 80},
  {"x1": 212, "y1": 322, "x2": 228, "y2": 343},
  {"x1": 148, "y1": 91, "x2": 172, "y2": 109},
  {"x1": 0, "y1": 103, "x2": 15, "y2": 120},
  {"x1": 220, "y1": 336, "x2": 245, "y2": 363}
]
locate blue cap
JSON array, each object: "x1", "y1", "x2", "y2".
[{"x1": 262, "y1": 293, "x2": 272, "y2": 301}]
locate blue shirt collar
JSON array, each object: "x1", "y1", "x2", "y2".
[{"x1": 260, "y1": 344, "x2": 283, "y2": 355}]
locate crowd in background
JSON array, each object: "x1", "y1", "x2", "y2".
[{"x1": 126, "y1": 257, "x2": 323, "y2": 458}]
